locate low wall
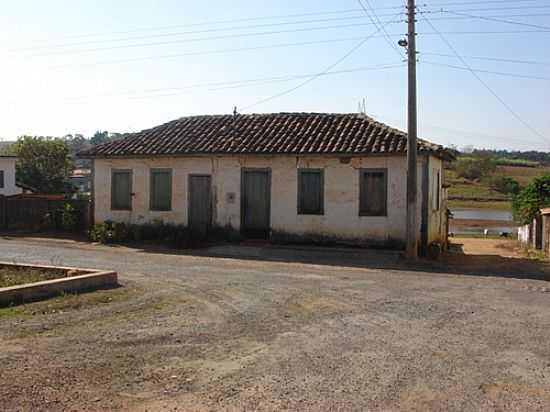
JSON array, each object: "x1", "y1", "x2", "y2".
[
  {"x1": 0, "y1": 262, "x2": 118, "y2": 307},
  {"x1": 518, "y1": 224, "x2": 531, "y2": 246}
]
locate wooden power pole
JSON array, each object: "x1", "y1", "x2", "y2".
[{"x1": 405, "y1": 0, "x2": 418, "y2": 259}]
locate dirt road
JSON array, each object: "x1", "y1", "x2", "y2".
[{"x1": 0, "y1": 236, "x2": 549, "y2": 411}]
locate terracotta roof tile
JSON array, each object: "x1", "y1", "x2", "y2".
[{"x1": 79, "y1": 112, "x2": 452, "y2": 159}]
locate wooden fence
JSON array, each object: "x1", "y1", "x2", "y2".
[{"x1": 0, "y1": 195, "x2": 91, "y2": 233}]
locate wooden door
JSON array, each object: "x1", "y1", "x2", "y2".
[
  {"x1": 188, "y1": 175, "x2": 212, "y2": 239},
  {"x1": 241, "y1": 169, "x2": 271, "y2": 238}
]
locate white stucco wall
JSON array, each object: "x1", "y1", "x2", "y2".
[
  {"x1": 93, "y1": 154, "x2": 443, "y2": 247},
  {"x1": 0, "y1": 157, "x2": 21, "y2": 196}
]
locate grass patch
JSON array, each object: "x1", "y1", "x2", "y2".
[
  {"x1": 0, "y1": 306, "x2": 24, "y2": 318},
  {"x1": 445, "y1": 165, "x2": 550, "y2": 206},
  {"x1": 0, "y1": 286, "x2": 134, "y2": 319},
  {"x1": 448, "y1": 199, "x2": 512, "y2": 211},
  {"x1": 31, "y1": 287, "x2": 132, "y2": 313},
  {"x1": 0, "y1": 267, "x2": 66, "y2": 288},
  {"x1": 451, "y1": 233, "x2": 507, "y2": 240}
]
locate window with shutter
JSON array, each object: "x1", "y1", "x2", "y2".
[
  {"x1": 359, "y1": 169, "x2": 387, "y2": 216},
  {"x1": 111, "y1": 170, "x2": 132, "y2": 210},
  {"x1": 297, "y1": 169, "x2": 324, "y2": 215},
  {"x1": 150, "y1": 169, "x2": 172, "y2": 211}
]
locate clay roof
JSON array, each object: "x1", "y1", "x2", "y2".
[{"x1": 79, "y1": 112, "x2": 453, "y2": 159}]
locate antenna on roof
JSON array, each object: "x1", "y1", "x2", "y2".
[
  {"x1": 230, "y1": 106, "x2": 240, "y2": 148},
  {"x1": 357, "y1": 98, "x2": 367, "y2": 116}
]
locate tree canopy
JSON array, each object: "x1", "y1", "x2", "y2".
[
  {"x1": 512, "y1": 174, "x2": 550, "y2": 224},
  {"x1": 12, "y1": 136, "x2": 73, "y2": 193}
]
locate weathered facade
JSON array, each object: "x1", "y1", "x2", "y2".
[{"x1": 81, "y1": 113, "x2": 452, "y2": 251}]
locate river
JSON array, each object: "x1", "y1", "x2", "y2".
[{"x1": 450, "y1": 209, "x2": 517, "y2": 235}]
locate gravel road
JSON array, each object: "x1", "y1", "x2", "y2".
[{"x1": 0, "y1": 236, "x2": 549, "y2": 411}]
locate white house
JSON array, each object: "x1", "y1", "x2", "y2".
[
  {"x1": 0, "y1": 156, "x2": 22, "y2": 196},
  {"x1": 80, "y1": 113, "x2": 453, "y2": 253}
]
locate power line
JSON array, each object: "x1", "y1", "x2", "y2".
[
  {"x1": 418, "y1": 7, "x2": 550, "y2": 146},
  {"x1": 421, "y1": 60, "x2": 550, "y2": 80},
  {"x1": 422, "y1": 4, "x2": 550, "y2": 14},
  {"x1": 422, "y1": 0, "x2": 550, "y2": 7},
  {"x1": 18, "y1": 7, "x2": 408, "y2": 42},
  {"x1": 128, "y1": 64, "x2": 406, "y2": 101},
  {"x1": 242, "y1": 16, "x2": 401, "y2": 111},
  {"x1": 11, "y1": 20, "x2": 406, "y2": 58},
  {"x1": 421, "y1": 51, "x2": 550, "y2": 66},
  {"x1": 6, "y1": 0, "x2": 547, "y2": 55},
  {"x1": 9, "y1": 12, "x2": 550, "y2": 58},
  {"x1": 13, "y1": 0, "x2": 546, "y2": 43},
  {"x1": 442, "y1": 10, "x2": 550, "y2": 30},
  {"x1": 419, "y1": 29, "x2": 550, "y2": 35},
  {"x1": 38, "y1": 32, "x2": 550, "y2": 71},
  {"x1": 19, "y1": 63, "x2": 405, "y2": 104},
  {"x1": 357, "y1": 0, "x2": 405, "y2": 58},
  {"x1": 9, "y1": 14, "x2": 388, "y2": 53}
]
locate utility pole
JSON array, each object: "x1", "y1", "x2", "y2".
[{"x1": 405, "y1": 0, "x2": 418, "y2": 259}]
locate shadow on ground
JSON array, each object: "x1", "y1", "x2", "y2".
[
  {"x1": 1, "y1": 233, "x2": 548, "y2": 282},
  {"x1": 130, "y1": 239, "x2": 549, "y2": 282}
]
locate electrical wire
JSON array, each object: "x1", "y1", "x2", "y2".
[
  {"x1": 37, "y1": 32, "x2": 550, "y2": 71},
  {"x1": 442, "y1": 10, "x2": 550, "y2": 30},
  {"x1": 357, "y1": 0, "x2": 405, "y2": 59},
  {"x1": 9, "y1": 12, "x2": 550, "y2": 58},
  {"x1": 421, "y1": 51, "x2": 550, "y2": 66},
  {"x1": 421, "y1": 60, "x2": 550, "y2": 80},
  {"x1": 418, "y1": 7, "x2": 550, "y2": 146},
  {"x1": 241, "y1": 15, "x2": 402, "y2": 111},
  {"x1": 18, "y1": 63, "x2": 405, "y2": 105}
]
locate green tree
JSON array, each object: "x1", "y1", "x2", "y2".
[
  {"x1": 512, "y1": 174, "x2": 550, "y2": 224},
  {"x1": 490, "y1": 176, "x2": 520, "y2": 195},
  {"x1": 90, "y1": 130, "x2": 110, "y2": 146},
  {"x1": 13, "y1": 136, "x2": 73, "y2": 193},
  {"x1": 455, "y1": 157, "x2": 497, "y2": 180}
]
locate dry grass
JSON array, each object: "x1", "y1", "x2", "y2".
[
  {"x1": 0, "y1": 267, "x2": 65, "y2": 288},
  {"x1": 445, "y1": 165, "x2": 550, "y2": 211}
]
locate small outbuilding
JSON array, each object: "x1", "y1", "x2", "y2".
[
  {"x1": 0, "y1": 156, "x2": 22, "y2": 197},
  {"x1": 79, "y1": 112, "x2": 454, "y2": 253}
]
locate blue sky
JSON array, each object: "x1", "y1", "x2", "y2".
[{"x1": 0, "y1": 0, "x2": 549, "y2": 150}]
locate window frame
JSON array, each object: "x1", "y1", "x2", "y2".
[
  {"x1": 110, "y1": 169, "x2": 133, "y2": 211},
  {"x1": 359, "y1": 168, "x2": 388, "y2": 217},
  {"x1": 297, "y1": 168, "x2": 325, "y2": 216},
  {"x1": 0, "y1": 170, "x2": 4, "y2": 189},
  {"x1": 149, "y1": 168, "x2": 173, "y2": 212}
]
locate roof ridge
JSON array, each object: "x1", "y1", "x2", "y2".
[{"x1": 78, "y1": 112, "x2": 454, "y2": 160}]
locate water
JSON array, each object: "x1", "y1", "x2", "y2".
[
  {"x1": 450, "y1": 208, "x2": 516, "y2": 235},
  {"x1": 452, "y1": 209, "x2": 512, "y2": 221}
]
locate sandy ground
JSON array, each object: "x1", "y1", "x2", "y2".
[{"x1": 0, "y1": 236, "x2": 549, "y2": 411}]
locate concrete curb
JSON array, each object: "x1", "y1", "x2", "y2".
[{"x1": 0, "y1": 261, "x2": 118, "y2": 307}]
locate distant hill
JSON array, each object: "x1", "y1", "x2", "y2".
[{"x1": 446, "y1": 152, "x2": 550, "y2": 211}]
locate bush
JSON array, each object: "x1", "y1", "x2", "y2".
[
  {"x1": 512, "y1": 174, "x2": 550, "y2": 224},
  {"x1": 455, "y1": 158, "x2": 496, "y2": 181},
  {"x1": 90, "y1": 220, "x2": 189, "y2": 248},
  {"x1": 89, "y1": 221, "x2": 129, "y2": 244},
  {"x1": 489, "y1": 176, "x2": 520, "y2": 195},
  {"x1": 61, "y1": 203, "x2": 79, "y2": 231}
]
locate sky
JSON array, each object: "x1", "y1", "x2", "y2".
[{"x1": 0, "y1": 0, "x2": 549, "y2": 151}]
